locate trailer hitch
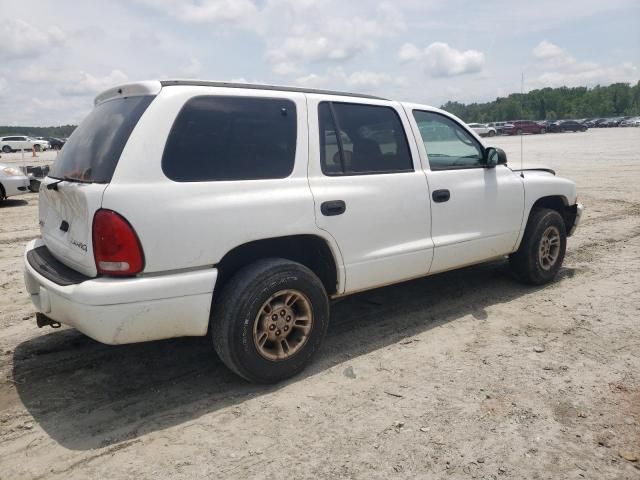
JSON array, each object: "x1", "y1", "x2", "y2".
[{"x1": 36, "y1": 313, "x2": 61, "y2": 329}]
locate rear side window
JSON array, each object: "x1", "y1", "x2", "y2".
[
  {"x1": 49, "y1": 96, "x2": 154, "y2": 183},
  {"x1": 319, "y1": 102, "x2": 413, "y2": 175},
  {"x1": 162, "y1": 96, "x2": 297, "y2": 182}
]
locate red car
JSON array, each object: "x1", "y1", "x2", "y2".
[{"x1": 504, "y1": 120, "x2": 547, "y2": 135}]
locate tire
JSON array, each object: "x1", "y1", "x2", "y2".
[
  {"x1": 509, "y1": 208, "x2": 567, "y2": 285},
  {"x1": 580, "y1": 127, "x2": 587, "y2": 132},
  {"x1": 0, "y1": 183, "x2": 5, "y2": 201},
  {"x1": 2, "y1": 145, "x2": 11, "y2": 153},
  {"x1": 211, "y1": 258, "x2": 329, "y2": 383},
  {"x1": 33, "y1": 144, "x2": 41, "y2": 152},
  {"x1": 540, "y1": 128, "x2": 546, "y2": 134},
  {"x1": 516, "y1": 129, "x2": 523, "y2": 135},
  {"x1": 488, "y1": 130, "x2": 495, "y2": 137}
]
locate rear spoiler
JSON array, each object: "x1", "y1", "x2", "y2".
[{"x1": 94, "y1": 81, "x2": 162, "y2": 106}]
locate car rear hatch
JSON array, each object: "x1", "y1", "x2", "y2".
[{"x1": 39, "y1": 88, "x2": 156, "y2": 277}]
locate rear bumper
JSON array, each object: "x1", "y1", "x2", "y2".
[
  {"x1": 2, "y1": 175, "x2": 30, "y2": 197},
  {"x1": 23, "y1": 239, "x2": 217, "y2": 344}
]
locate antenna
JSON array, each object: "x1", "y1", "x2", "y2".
[{"x1": 520, "y1": 72, "x2": 524, "y2": 178}]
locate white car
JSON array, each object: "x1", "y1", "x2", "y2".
[
  {"x1": 467, "y1": 123, "x2": 497, "y2": 137},
  {"x1": 0, "y1": 163, "x2": 30, "y2": 201},
  {"x1": 620, "y1": 117, "x2": 640, "y2": 127},
  {"x1": 0, "y1": 136, "x2": 50, "y2": 153},
  {"x1": 24, "y1": 80, "x2": 583, "y2": 383}
]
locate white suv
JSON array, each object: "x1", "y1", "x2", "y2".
[
  {"x1": 23, "y1": 80, "x2": 583, "y2": 383},
  {"x1": 0, "y1": 136, "x2": 50, "y2": 153}
]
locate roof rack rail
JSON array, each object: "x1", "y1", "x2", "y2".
[{"x1": 159, "y1": 80, "x2": 388, "y2": 101}]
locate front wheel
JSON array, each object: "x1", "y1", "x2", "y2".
[
  {"x1": 509, "y1": 208, "x2": 567, "y2": 285},
  {"x1": 488, "y1": 130, "x2": 495, "y2": 137},
  {"x1": 1, "y1": 145, "x2": 11, "y2": 153},
  {"x1": 516, "y1": 128, "x2": 523, "y2": 135},
  {"x1": 211, "y1": 258, "x2": 329, "y2": 383},
  {"x1": 540, "y1": 128, "x2": 546, "y2": 134}
]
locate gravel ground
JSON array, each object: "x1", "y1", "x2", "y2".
[{"x1": 0, "y1": 128, "x2": 639, "y2": 479}]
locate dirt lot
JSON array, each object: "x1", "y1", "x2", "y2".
[{"x1": 1, "y1": 128, "x2": 639, "y2": 479}]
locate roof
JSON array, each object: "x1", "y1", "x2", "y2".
[{"x1": 159, "y1": 79, "x2": 388, "y2": 101}]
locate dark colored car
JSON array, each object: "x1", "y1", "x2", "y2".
[
  {"x1": 549, "y1": 120, "x2": 588, "y2": 133},
  {"x1": 39, "y1": 137, "x2": 66, "y2": 150},
  {"x1": 503, "y1": 120, "x2": 546, "y2": 135},
  {"x1": 593, "y1": 118, "x2": 609, "y2": 128}
]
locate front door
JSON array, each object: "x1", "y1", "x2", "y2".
[
  {"x1": 409, "y1": 109, "x2": 524, "y2": 273},
  {"x1": 307, "y1": 96, "x2": 433, "y2": 294}
]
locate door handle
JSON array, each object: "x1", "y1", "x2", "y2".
[
  {"x1": 432, "y1": 189, "x2": 450, "y2": 203},
  {"x1": 321, "y1": 200, "x2": 346, "y2": 216}
]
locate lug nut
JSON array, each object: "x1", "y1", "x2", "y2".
[
  {"x1": 286, "y1": 316, "x2": 291, "y2": 322},
  {"x1": 280, "y1": 310, "x2": 286, "y2": 316},
  {"x1": 275, "y1": 330, "x2": 281, "y2": 336},
  {"x1": 272, "y1": 314, "x2": 277, "y2": 320},
  {"x1": 284, "y1": 326, "x2": 289, "y2": 332},
  {"x1": 269, "y1": 324, "x2": 276, "y2": 331}
]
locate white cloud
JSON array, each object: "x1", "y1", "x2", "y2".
[
  {"x1": 532, "y1": 40, "x2": 566, "y2": 60},
  {"x1": 133, "y1": 0, "x2": 259, "y2": 26},
  {"x1": 0, "y1": 19, "x2": 65, "y2": 60},
  {"x1": 399, "y1": 42, "x2": 485, "y2": 77},
  {"x1": 264, "y1": 2, "x2": 405, "y2": 74},
  {"x1": 529, "y1": 42, "x2": 639, "y2": 88},
  {"x1": 20, "y1": 66, "x2": 129, "y2": 96},
  {"x1": 294, "y1": 67, "x2": 406, "y2": 92}
]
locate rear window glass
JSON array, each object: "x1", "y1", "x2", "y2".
[
  {"x1": 49, "y1": 96, "x2": 154, "y2": 183},
  {"x1": 162, "y1": 96, "x2": 297, "y2": 182}
]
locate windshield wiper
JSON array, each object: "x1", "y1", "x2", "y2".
[{"x1": 47, "y1": 176, "x2": 93, "y2": 190}]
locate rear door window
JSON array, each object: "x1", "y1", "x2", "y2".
[
  {"x1": 162, "y1": 96, "x2": 297, "y2": 182},
  {"x1": 318, "y1": 102, "x2": 413, "y2": 175},
  {"x1": 49, "y1": 96, "x2": 154, "y2": 183}
]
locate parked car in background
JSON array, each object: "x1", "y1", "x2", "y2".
[
  {"x1": 467, "y1": 123, "x2": 497, "y2": 137},
  {"x1": 0, "y1": 136, "x2": 50, "y2": 153},
  {"x1": 0, "y1": 163, "x2": 30, "y2": 201},
  {"x1": 549, "y1": 120, "x2": 588, "y2": 133},
  {"x1": 604, "y1": 117, "x2": 623, "y2": 127},
  {"x1": 36, "y1": 137, "x2": 66, "y2": 150},
  {"x1": 620, "y1": 117, "x2": 640, "y2": 127},
  {"x1": 487, "y1": 121, "x2": 509, "y2": 135},
  {"x1": 23, "y1": 79, "x2": 582, "y2": 383},
  {"x1": 593, "y1": 118, "x2": 609, "y2": 128},
  {"x1": 503, "y1": 120, "x2": 547, "y2": 135}
]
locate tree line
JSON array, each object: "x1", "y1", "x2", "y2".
[
  {"x1": 0, "y1": 125, "x2": 76, "y2": 138},
  {"x1": 441, "y1": 81, "x2": 640, "y2": 123}
]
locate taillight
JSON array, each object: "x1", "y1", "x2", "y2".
[{"x1": 92, "y1": 209, "x2": 144, "y2": 276}]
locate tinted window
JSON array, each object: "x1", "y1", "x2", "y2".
[
  {"x1": 318, "y1": 102, "x2": 412, "y2": 175},
  {"x1": 413, "y1": 110, "x2": 484, "y2": 170},
  {"x1": 50, "y1": 96, "x2": 154, "y2": 183},
  {"x1": 163, "y1": 96, "x2": 296, "y2": 182}
]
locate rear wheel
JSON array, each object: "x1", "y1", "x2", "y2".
[
  {"x1": 2, "y1": 145, "x2": 11, "y2": 153},
  {"x1": 211, "y1": 258, "x2": 330, "y2": 383},
  {"x1": 488, "y1": 130, "x2": 495, "y2": 137},
  {"x1": 510, "y1": 208, "x2": 567, "y2": 285},
  {"x1": 516, "y1": 128, "x2": 523, "y2": 135},
  {"x1": 580, "y1": 126, "x2": 587, "y2": 132},
  {"x1": 540, "y1": 128, "x2": 546, "y2": 134}
]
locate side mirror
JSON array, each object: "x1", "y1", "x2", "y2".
[{"x1": 484, "y1": 147, "x2": 507, "y2": 168}]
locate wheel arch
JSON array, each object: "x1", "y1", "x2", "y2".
[
  {"x1": 527, "y1": 194, "x2": 579, "y2": 238},
  {"x1": 213, "y1": 234, "x2": 341, "y2": 299}
]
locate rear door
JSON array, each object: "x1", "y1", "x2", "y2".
[
  {"x1": 306, "y1": 96, "x2": 432, "y2": 293},
  {"x1": 40, "y1": 94, "x2": 154, "y2": 276}
]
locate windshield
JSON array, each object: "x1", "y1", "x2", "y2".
[{"x1": 49, "y1": 95, "x2": 154, "y2": 183}]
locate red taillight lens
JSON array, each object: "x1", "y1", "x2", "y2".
[{"x1": 92, "y1": 209, "x2": 144, "y2": 276}]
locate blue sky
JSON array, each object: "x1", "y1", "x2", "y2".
[{"x1": 0, "y1": 0, "x2": 638, "y2": 125}]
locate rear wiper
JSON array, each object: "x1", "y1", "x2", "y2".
[{"x1": 47, "y1": 176, "x2": 93, "y2": 190}]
